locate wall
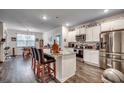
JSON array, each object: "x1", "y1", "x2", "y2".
[
  {"x1": 0, "y1": 22, "x2": 7, "y2": 62},
  {"x1": 62, "y1": 26, "x2": 69, "y2": 48},
  {"x1": 0, "y1": 22, "x2": 4, "y2": 62},
  {"x1": 43, "y1": 27, "x2": 62, "y2": 48},
  {"x1": 6, "y1": 29, "x2": 43, "y2": 55}
]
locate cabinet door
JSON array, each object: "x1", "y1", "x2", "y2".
[
  {"x1": 72, "y1": 31, "x2": 76, "y2": 42},
  {"x1": 101, "y1": 21, "x2": 113, "y2": 32},
  {"x1": 86, "y1": 27, "x2": 93, "y2": 42},
  {"x1": 79, "y1": 27, "x2": 86, "y2": 34},
  {"x1": 84, "y1": 50, "x2": 90, "y2": 62},
  {"x1": 76, "y1": 28, "x2": 80, "y2": 35},
  {"x1": 68, "y1": 31, "x2": 76, "y2": 42},
  {"x1": 67, "y1": 32, "x2": 71, "y2": 42},
  {"x1": 84, "y1": 50, "x2": 99, "y2": 66},
  {"x1": 111, "y1": 19, "x2": 124, "y2": 30},
  {"x1": 91, "y1": 50, "x2": 99, "y2": 66},
  {"x1": 67, "y1": 31, "x2": 73, "y2": 42},
  {"x1": 92, "y1": 25, "x2": 101, "y2": 41}
]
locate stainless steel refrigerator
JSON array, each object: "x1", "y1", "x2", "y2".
[{"x1": 99, "y1": 29, "x2": 124, "y2": 74}]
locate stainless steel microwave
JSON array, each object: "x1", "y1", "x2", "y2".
[{"x1": 76, "y1": 34, "x2": 86, "y2": 42}]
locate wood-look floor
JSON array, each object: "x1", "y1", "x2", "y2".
[
  {"x1": 0, "y1": 56, "x2": 103, "y2": 83},
  {"x1": 65, "y1": 61, "x2": 103, "y2": 83},
  {"x1": 0, "y1": 56, "x2": 37, "y2": 83}
]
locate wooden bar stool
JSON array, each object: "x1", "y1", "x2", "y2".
[
  {"x1": 37, "y1": 49, "x2": 56, "y2": 82},
  {"x1": 33, "y1": 48, "x2": 39, "y2": 75},
  {"x1": 31, "y1": 47, "x2": 35, "y2": 70}
]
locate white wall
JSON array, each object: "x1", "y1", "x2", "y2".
[
  {"x1": 62, "y1": 26, "x2": 69, "y2": 48},
  {"x1": 43, "y1": 27, "x2": 62, "y2": 47},
  {"x1": 6, "y1": 29, "x2": 43, "y2": 55},
  {"x1": 0, "y1": 22, "x2": 7, "y2": 62},
  {"x1": 43, "y1": 26, "x2": 69, "y2": 49}
]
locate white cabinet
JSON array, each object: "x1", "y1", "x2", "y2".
[
  {"x1": 83, "y1": 50, "x2": 91, "y2": 62},
  {"x1": 79, "y1": 27, "x2": 86, "y2": 34},
  {"x1": 86, "y1": 25, "x2": 100, "y2": 42},
  {"x1": 67, "y1": 31, "x2": 76, "y2": 42},
  {"x1": 75, "y1": 27, "x2": 86, "y2": 35},
  {"x1": 86, "y1": 27, "x2": 93, "y2": 42},
  {"x1": 91, "y1": 50, "x2": 99, "y2": 65},
  {"x1": 75, "y1": 28, "x2": 80, "y2": 35},
  {"x1": 92, "y1": 25, "x2": 101, "y2": 41},
  {"x1": 101, "y1": 19, "x2": 124, "y2": 32},
  {"x1": 111, "y1": 19, "x2": 124, "y2": 30},
  {"x1": 84, "y1": 49, "x2": 99, "y2": 67},
  {"x1": 101, "y1": 21, "x2": 112, "y2": 31}
]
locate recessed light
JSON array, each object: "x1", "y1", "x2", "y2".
[
  {"x1": 104, "y1": 9, "x2": 109, "y2": 13},
  {"x1": 42, "y1": 16, "x2": 47, "y2": 20},
  {"x1": 56, "y1": 16, "x2": 59, "y2": 19},
  {"x1": 66, "y1": 23, "x2": 69, "y2": 26}
]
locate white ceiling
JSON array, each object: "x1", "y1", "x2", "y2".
[{"x1": 0, "y1": 9, "x2": 124, "y2": 33}]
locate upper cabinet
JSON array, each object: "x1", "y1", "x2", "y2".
[
  {"x1": 101, "y1": 21, "x2": 112, "y2": 31},
  {"x1": 92, "y1": 25, "x2": 101, "y2": 41},
  {"x1": 79, "y1": 27, "x2": 86, "y2": 34},
  {"x1": 111, "y1": 19, "x2": 124, "y2": 30},
  {"x1": 86, "y1": 25, "x2": 101, "y2": 42},
  {"x1": 67, "y1": 26, "x2": 86, "y2": 42},
  {"x1": 86, "y1": 27, "x2": 93, "y2": 42},
  {"x1": 67, "y1": 30, "x2": 76, "y2": 42},
  {"x1": 75, "y1": 28, "x2": 80, "y2": 35},
  {"x1": 75, "y1": 27, "x2": 86, "y2": 35},
  {"x1": 67, "y1": 18, "x2": 124, "y2": 43},
  {"x1": 101, "y1": 19, "x2": 124, "y2": 31}
]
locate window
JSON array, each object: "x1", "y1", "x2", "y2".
[{"x1": 17, "y1": 34, "x2": 35, "y2": 47}]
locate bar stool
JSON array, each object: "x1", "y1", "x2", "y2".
[
  {"x1": 33, "y1": 48, "x2": 39, "y2": 75},
  {"x1": 31, "y1": 47, "x2": 35, "y2": 70},
  {"x1": 37, "y1": 49, "x2": 56, "y2": 82}
]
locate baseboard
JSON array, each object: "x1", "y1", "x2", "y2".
[{"x1": 84, "y1": 61, "x2": 100, "y2": 68}]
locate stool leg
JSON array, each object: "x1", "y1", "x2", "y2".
[
  {"x1": 53, "y1": 63, "x2": 56, "y2": 80},
  {"x1": 41, "y1": 64, "x2": 45, "y2": 82},
  {"x1": 37, "y1": 64, "x2": 41, "y2": 79},
  {"x1": 34, "y1": 61, "x2": 37, "y2": 74},
  {"x1": 35, "y1": 61, "x2": 38, "y2": 75},
  {"x1": 32, "y1": 58, "x2": 34, "y2": 69},
  {"x1": 34, "y1": 60, "x2": 36, "y2": 73},
  {"x1": 48, "y1": 64, "x2": 50, "y2": 77}
]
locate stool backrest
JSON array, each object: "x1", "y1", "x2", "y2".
[
  {"x1": 37, "y1": 48, "x2": 45, "y2": 64},
  {"x1": 33, "y1": 48, "x2": 39, "y2": 61},
  {"x1": 31, "y1": 47, "x2": 35, "y2": 58}
]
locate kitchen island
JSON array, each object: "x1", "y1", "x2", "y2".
[{"x1": 44, "y1": 49, "x2": 76, "y2": 82}]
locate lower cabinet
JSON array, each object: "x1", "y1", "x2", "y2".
[{"x1": 84, "y1": 49, "x2": 99, "y2": 67}]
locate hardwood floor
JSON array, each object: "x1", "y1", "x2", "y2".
[
  {"x1": 0, "y1": 56, "x2": 37, "y2": 83},
  {"x1": 0, "y1": 56, "x2": 103, "y2": 83},
  {"x1": 65, "y1": 61, "x2": 103, "y2": 83}
]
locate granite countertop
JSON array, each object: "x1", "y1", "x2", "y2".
[
  {"x1": 84, "y1": 48, "x2": 99, "y2": 51},
  {"x1": 44, "y1": 49, "x2": 75, "y2": 57}
]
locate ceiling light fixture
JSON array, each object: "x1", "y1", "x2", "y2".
[
  {"x1": 66, "y1": 23, "x2": 69, "y2": 26},
  {"x1": 42, "y1": 16, "x2": 47, "y2": 20},
  {"x1": 104, "y1": 9, "x2": 109, "y2": 13}
]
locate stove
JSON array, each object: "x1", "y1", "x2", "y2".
[{"x1": 74, "y1": 48, "x2": 83, "y2": 62}]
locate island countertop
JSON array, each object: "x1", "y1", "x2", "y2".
[{"x1": 44, "y1": 48, "x2": 75, "y2": 57}]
